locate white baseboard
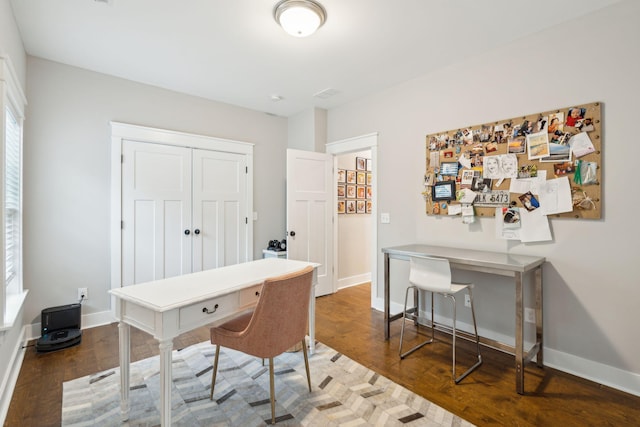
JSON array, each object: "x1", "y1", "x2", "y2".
[
  {"x1": 0, "y1": 325, "x2": 28, "y2": 426},
  {"x1": 337, "y1": 273, "x2": 371, "y2": 290},
  {"x1": 544, "y1": 348, "x2": 640, "y2": 397},
  {"x1": 372, "y1": 297, "x2": 640, "y2": 397},
  {"x1": 26, "y1": 310, "x2": 115, "y2": 341}
]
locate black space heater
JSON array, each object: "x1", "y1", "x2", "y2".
[{"x1": 35, "y1": 303, "x2": 82, "y2": 352}]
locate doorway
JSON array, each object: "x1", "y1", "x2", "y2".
[{"x1": 326, "y1": 133, "x2": 378, "y2": 307}]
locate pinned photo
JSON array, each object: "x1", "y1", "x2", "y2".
[
  {"x1": 540, "y1": 131, "x2": 572, "y2": 162},
  {"x1": 526, "y1": 131, "x2": 551, "y2": 160},
  {"x1": 508, "y1": 136, "x2": 526, "y2": 154},
  {"x1": 502, "y1": 207, "x2": 521, "y2": 229},
  {"x1": 548, "y1": 113, "x2": 564, "y2": 135},
  {"x1": 536, "y1": 115, "x2": 548, "y2": 132},
  {"x1": 576, "y1": 117, "x2": 595, "y2": 132},
  {"x1": 519, "y1": 191, "x2": 540, "y2": 212},
  {"x1": 566, "y1": 107, "x2": 586, "y2": 127},
  {"x1": 518, "y1": 164, "x2": 538, "y2": 178},
  {"x1": 553, "y1": 161, "x2": 574, "y2": 176},
  {"x1": 471, "y1": 177, "x2": 492, "y2": 193}
]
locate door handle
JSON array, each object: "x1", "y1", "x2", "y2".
[
  {"x1": 289, "y1": 231, "x2": 296, "y2": 237},
  {"x1": 184, "y1": 229, "x2": 190, "y2": 235},
  {"x1": 194, "y1": 229, "x2": 200, "y2": 235}
]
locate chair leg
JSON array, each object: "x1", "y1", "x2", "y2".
[
  {"x1": 400, "y1": 286, "x2": 433, "y2": 359},
  {"x1": 301, "y1": 339, "x2": 312, "y2": 392},
  {"x1": 269, "y1": 357, "x2": 276, "y2": 424},
  {"x1": 210, "y1": 345, "x2": 220, "y2": 400},
  {"x1": 451, "y1": 288, "x2": 483, "y2": 384}
]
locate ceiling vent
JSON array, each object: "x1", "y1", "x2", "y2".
[{"x1": 313, "y1": 88, "x2": 340, "y2": 99}]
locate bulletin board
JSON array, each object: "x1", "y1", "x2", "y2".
[{"x1": 424, "y1": 102, "x2": 602, "y2": 220}]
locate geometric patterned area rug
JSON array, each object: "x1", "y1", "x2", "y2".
[{"x1": 62, "y1": 341, "x2": 474, "y2": 426}]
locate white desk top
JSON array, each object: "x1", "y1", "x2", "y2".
[
  {"x1": 382, "y1": 244, "x2": 545, "y2": 273},
  {"x1": 110, "y1": 258, "x2": 317, "y2": 312}
]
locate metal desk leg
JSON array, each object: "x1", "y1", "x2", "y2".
[
  {"x1": 384, "y1": 253, "x2": 391, "y2": 340},
  {"x1": 535, "y1": 266, "x2": 544, "y2": 367},
  {"x1": 515, "y1": 273, "x2": 524, "y2": 394}
]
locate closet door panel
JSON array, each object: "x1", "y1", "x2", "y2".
[
  {"x1": 192, "y1": 149, "x2": 247, "y2": 271},
  {"x1": 122, "y1": 141, "x2": 192, "y2": 286}
]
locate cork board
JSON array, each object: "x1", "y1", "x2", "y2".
[{"x1": 424, "y1": 102, "x2": 602, "y2": 219}]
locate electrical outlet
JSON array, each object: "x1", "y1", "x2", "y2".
[
  {"x1": 464, "y1": 294, "x2": 471, "y2": 308},
  {"x1": 78, "y1": 287, "x2": 88, "y2": 301},
  {"x1": 525, "y1": 307, "x2": 535, "y2": 323}
]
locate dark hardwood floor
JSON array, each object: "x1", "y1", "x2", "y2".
[{"x1": 6, "y1": 283, "x2": 640, "y2": 426}]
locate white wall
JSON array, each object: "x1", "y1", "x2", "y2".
[
  {"x1": 288, "y1": 107, "x2": 327, "y2": 152},
  {"x1": 337, "y1": 150, "x2": 372, "y2": 288},
  {"x1": 22, "y1": 57, "x2": 289, "y2": 327},
  {"x1": 327, "y1": 0, "x2": 640, "y2": 395}
]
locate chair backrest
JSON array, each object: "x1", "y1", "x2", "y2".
[
  {"x1": 409, "y1": 256, "x2": 453, "y2": 293},
  {"x1": 239, "y1": 265, "x2": 314, "y2": 358}
]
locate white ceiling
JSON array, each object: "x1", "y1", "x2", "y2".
[{"x1": 10, "y1": 0, "x2": 621, "y2": 117}]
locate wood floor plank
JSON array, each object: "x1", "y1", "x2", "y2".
[{"x1": 5, "y1": 283, "x2": 640, "y2": 426}]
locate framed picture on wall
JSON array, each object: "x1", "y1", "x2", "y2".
[
  {"x1": 346, "y1": 184, "x2": 356, "y2": 198},
  {"x1": 366, "y1": 200, "x2": 372, "y2": 213},
  {"x1": 346, "y1": 170, "x2": 356, "y2": 184},
  {"x1": 356, "y1": 171, "x2": 366, "y2": 185},
  {"x1": 366, "y1": 159, "x2": 372, "y2": 171},
  {"x1": 346, "y1": 200, "x2": 356, "y2": 214},
  {"x1": 366, "y1": 172, "x2": 372, "y2": 185},
  {"x1": 356, "y1": 157, "x2": 367, "y2": 170},
  {"x1": 337, "y1": 169, "x2": 346, "y2": 183},
  {"x1": 337, "y1": 200, "x2": 345, "y2": 214},
  {"x1": 337, "y1": 185, "x2": 346, "y2": 198},
  {"x1": 357, "y1": 186, "x2": 366, "y2": 199},
  {"x1": 357, "y1": 200, "x2": 366, "y2": 214}
]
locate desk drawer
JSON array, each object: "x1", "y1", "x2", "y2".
[
  {"x1": 179, "y1": 293, "x2": 237, "y2": 329},
  {"x1": 239, "y1": 284, "x2": 262, "y2": 307}
]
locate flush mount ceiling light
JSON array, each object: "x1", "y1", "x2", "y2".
[{"x1": 274, "y1": 0, "x2": 327, "y2": 38}]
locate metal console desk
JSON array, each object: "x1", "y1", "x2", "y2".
[{"x1": 382, "y1": 244, "x2": 545, "y2": 394}]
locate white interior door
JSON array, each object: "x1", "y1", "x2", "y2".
[
  {"x1": 192, "y1": 149, "x2": 248, "y2": 271},
  {"x1": 286, "y1": 149, "x2": 334, "y2": 296},
  {"x1": 122, "y1": 141, "x2": 192, "y2": 286}
]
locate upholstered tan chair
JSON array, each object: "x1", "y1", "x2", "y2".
[
  {"x1": 399, "y1": 256, "x2": 482, "y2": 383},
  {"x1": 209, "y1": 265, "x2": 314, "y2": 424}
]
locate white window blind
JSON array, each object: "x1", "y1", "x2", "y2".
[{"x1": 5, "y1": 107, "x2": 21, "y2": 288}]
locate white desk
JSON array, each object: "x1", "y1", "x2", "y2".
[
  {"x1": 382, "y1": 244, "x2": 545, "y2": 394},
  {"x1": 110, "y1": 258, "x2": 318, "y2": 426}
]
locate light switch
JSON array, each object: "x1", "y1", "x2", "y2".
[{"x1": 380, "y1": 213, "x2": 390, "y2": 224}]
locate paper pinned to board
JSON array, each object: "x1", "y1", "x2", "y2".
[
  {"x1": 495, "y1": 206, "x2": 552, "y2": 242},
  {"x1": 538, "y1": 176, "x2": 573, "y2": 215},
  {"x1": 519, "y1": 208, "x2": 552, "y2": 242}
]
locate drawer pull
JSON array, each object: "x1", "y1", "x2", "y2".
[
  {"x1": 255, "y1": 291, "x2": 260, "y2": 297},
  {"x1": 202, "y1": 304, "x2": 219, "y2": 314}
]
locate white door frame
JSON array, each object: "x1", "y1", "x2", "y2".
[
  {"x1": 109, "y1": 122, "x2": 254, "y2": 303},
  {"x1": 326, "y1": 133, "x2": 378, "y2": 307}
]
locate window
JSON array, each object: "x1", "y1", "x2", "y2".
[
  {"x1": 1, "y1": 56, "x2": 27, "y2": 329},
  {"x1": 5, "y1": 107, "x2": 21, "y2": 295}
]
